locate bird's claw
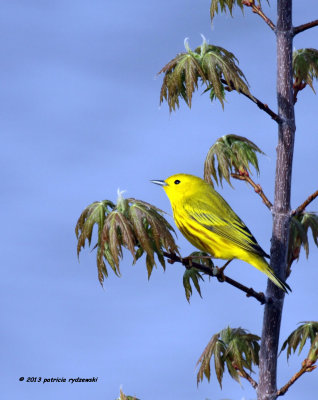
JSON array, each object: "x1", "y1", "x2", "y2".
[{"x1": 216, "y1": 268, "x2": 226, "y2": 282}]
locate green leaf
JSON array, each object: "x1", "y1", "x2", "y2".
[
  {"x1": 129, "y1": 205, "x2": 156, "y2": 266},
  {"x1": 287, "y1": 213, "x2": 318, "y2": 275},
  {"x1": 209, "y1": 0, "x2": 267, "y2": 21},
  {"x1": 135, "y1": 246, "x2": 144, "y2": 261},
  {"x1": 201, "y1": 43, "x2": 250, "y2": 108},
  {"x1": 159, "y1": 49, "x2": 203, "y2": 111},
  {"x1": 159, "y1": 36, "x2": 250, "y2": 111},
  {"x1": 222, "y1": 327, "x2": 260, "y2": 374},
  {"x1": 197, "y1": 332, "x2": 224, "y2": 386},
  {"x1": 205, "y1": 83, "x2": 225, "y2": 103},
  {"x1": 204, "y1": 134, "x2": 265, "y2": 187},
  {"x1": 302, "y1": 213, "x2": 318, "y2": 248},
  {"x1": 293, "y1": 48, "x2": 318, "y2": 92},
  {"x1": 210, "y1": 0, "x2": 244, "y2": 21},
  {"x1": 308, "y1": 335, "x2": 318, "y2": 363},
  {"x1": 280, "y1": 322, "x2": 318, "y2": 360},
  {"x1": 188, "y1": 251, "x2": 215, "y2": 269},
  {"x1": 145, "y1": 253, "x2": 155, "y2": 280},
  {"x1": 75, "y1": 200, "x2": 115, "y2": 257},
  {"x1": 183, "y1": 268, "x2": 204, "y2": 302},
  {"x1": 182, "y1": 252, "x2": 214, "y2": 302},
  {"x1": 116, "y1": 388, "x2": 140, "y2": 400},
  {"x1": 197, "y1": 326, "x2": 260, "y2": 388},
  {"x1": 75, "y1": 193, "x2": 179, "y2": 285}
]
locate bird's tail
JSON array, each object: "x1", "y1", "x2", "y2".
[
  {"x1": 258, "y1": 258, "x2": 291, "y2": 293},
  {"x1": 247, "y1": 254, "x2": 291, "y2": 293}
]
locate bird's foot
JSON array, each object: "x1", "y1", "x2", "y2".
[
  {"x1": 219, "y1": 259, "x2": 233, "y2": 274},
  {"x1": 216, "y1": 268, "x2": 225, "y2": 282},
  {"x1": 212, "y1": 259, "x2": 233, "y2": 282}
]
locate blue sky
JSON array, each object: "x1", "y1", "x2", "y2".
[{"x1": 2, "y1": 1, "x2": 318, "y2": 399}]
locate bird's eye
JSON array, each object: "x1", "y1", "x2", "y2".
[{"x1": 174, "y1": 179, "x2": 181, "y2": 185}]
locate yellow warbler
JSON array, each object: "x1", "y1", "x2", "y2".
[{"x1": 151, "y1": 173, "x2": 291, "y2": 293}]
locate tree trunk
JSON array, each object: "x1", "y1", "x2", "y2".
[{"x1": 257, "y1": 1, "x2": 295, "y2": 400}]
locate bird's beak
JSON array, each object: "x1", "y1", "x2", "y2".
[{"x1": 150, "y1": 180, "x2": 168, "y2": 187}]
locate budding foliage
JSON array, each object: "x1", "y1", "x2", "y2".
[
  {"x1": 197, "y1": 326, "x2": 260, "y2": 387},
  {"x1": 204, "y1": 134, "x2": 264, "y2": 187},
  {"x1": 159, "y1": 36, "x2": 250, "y2": 111},
  {"x1": 75, "y1": 192, "x2": 178, "y2": 285}
]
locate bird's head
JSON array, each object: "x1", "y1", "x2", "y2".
[{"x1": 151, "y1": 174, "x2": 208, "y2": 202}]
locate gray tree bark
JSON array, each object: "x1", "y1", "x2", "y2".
[{"x1": 257, "y1": 1, "x2": 295, "y2": 400}]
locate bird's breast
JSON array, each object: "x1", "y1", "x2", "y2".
[{"x1": 172, "y1": 206, "x2": 215, "y2": 255}]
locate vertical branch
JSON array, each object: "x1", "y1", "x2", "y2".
[{"x1": 257, "y1": 1, "x2": 296, "y2": 400}]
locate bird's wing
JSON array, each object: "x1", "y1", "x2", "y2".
[{"x1": 183, "y1": 196, "x2": 269, "y2": 258}]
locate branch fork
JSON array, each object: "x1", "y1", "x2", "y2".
[{"x1": 292, "y1": 189, "x2": 318, "y2": 216}]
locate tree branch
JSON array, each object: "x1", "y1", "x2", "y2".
[
  {"x1": 292, "y1": 189, "x2": 318, "y2": 216},
  {"x1": 163, "y1": 251, "x2": 270, "y2": 305},
  {"x1": 258, "y1": 2, "x2": 295, "y2": 398},
  {"x1": 276, "y1": 359, "x2": 317, "y2": 396},
  {"x1": 231, "y1": 173, "x2": 273, "y2": 210},
  {"x1": 293, "y1": 19, "x2": 318, "y2": 36},
  {"x1": 243, "y1": 1, "x2": 276, "y2": 31},
  {"x1": 237, "y1": 366, "x2": 258, "y2": 389},
  {"x1": 221, "y1": 78, "x2": 282, "y2": 123}
]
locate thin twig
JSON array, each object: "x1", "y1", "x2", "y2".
[
  {"x1": 221, "y1": 78, "x2": 281, "y2": 123},
  {"x1": 293, "y1": 80, "x2": 307, "y2": 104},
  {"x1": 294, "y1": 19, "x2": 318, "y2": 36},
  {"x1": 237, "y1": 367, "x2": 258, "y2": 389},
  {"x1": 163, "y1": 251, "x2": 269, "y2": 305},
  {"x1": 292, "y1": 189, "x2": 318, "y2": 216},
  {"x1": 242, "y1": 1, "x2": 275, "y2": 31},
  {"x1": 218, "y1": 258, "x2": 233, "y2": 273},
  {"x1": 231, "y1": 173, "x2": 273, "y2": 210},
  {"x1": 277, "y1": 359, "x2": 317, "y2": 396},
  {"x1": 251, "y1": 5, "x2": 275, "y2": 31}
]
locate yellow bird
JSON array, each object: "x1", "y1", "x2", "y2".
[{"x1": 151, "y1": 173, "x2": 291, "y2": 293}]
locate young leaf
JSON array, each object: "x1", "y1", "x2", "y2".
[
  {"x1": 209, "y1": 0, "x2": 267, "y2": 22},
  {"x1": 222, "y1": 327, "x2": 260, "y2": 374},
  {"x1": 183, "y1": 268, "x2": 204, "y2": 302},
  {"x1": 75, "y1": 193, "x2": 179, "y2": 285},
  {"x1": 159, "y1": 51, "x2": 203, "y2": 111},
  {"x1": 182, "y1": 251, "x2": 214, "y2": 302},
  {"x1": 287, "y1": 213, "x2": 318, "y2": 275},
  {"x1": 293, "y1": 48, "x2": 318, "y2": 93},
  {"x1": 204, "y1": 134, "x2": 264, "y2": 187},
  {"x1": 302, "y1": 213, "x2": 318, "y2": 248},
  {"x1": 159, "y1": 36, "x2": 250, "y2": 111},
  {"x1": 117, "y1": 388, "x2": 140, "y2": 400},
  {"x1": 197, "y1": 332, "x2": 225, "y2": 386},
  {"x1": 210, "y1": 0, "x2": 244, "y2": 21},
  {"x1": 308, "y1": 335, "x2": 318, "y2": 363},
  {"x1": 188, "y1": 251, "x2": 215, "y2": 269},
  {"x1": 280, "y1": 322, "x2": 318, "y2": 361},
  {"x1": 197, "y1": 326, "x2": 260, "y2": 387},
  {"x1": 75, "y1": 200, "x2": 115, "y2": 257}
]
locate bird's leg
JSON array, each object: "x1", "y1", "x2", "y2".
[
  {"x1": 214, "y1": 259, "x2": 233, "y2": 282},
  {"x1": 219, "y1": 259, "x2": 233, "y2": 273}
]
